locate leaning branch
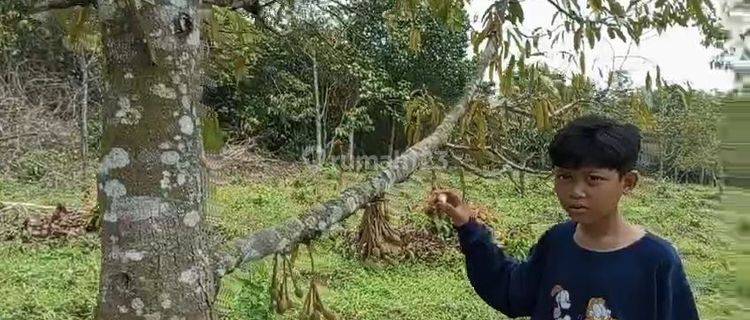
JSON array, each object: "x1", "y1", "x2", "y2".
[{"x1": 214, "y1": 37, "x2": 500, "y2": 278}]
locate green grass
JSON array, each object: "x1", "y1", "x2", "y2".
[
  {"x1": 0, "y1": 180, "x2": 89, "y2": 208},
  {"x1": 0, "y1": 236, "x2": 100, "y2": 320},
  {"x1": 0, "y1": 167, "x2": 746, "y2": 319}
]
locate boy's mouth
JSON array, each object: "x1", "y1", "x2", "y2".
[{"x1": 567, "y1": 204, "x2": 588, "y2": 212}]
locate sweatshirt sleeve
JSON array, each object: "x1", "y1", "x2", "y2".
[
  {"x1": 456, "y1": 220, "x2": 548, "y2": 318},
  {"x1": 655, "y1": 249, "x2": 700, "y2": 320}
]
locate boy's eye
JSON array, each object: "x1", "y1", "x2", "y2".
[
  {"x1": 589, "y1": 175, "x2": 605, "y2": 181},
  {"x1": 556, "y1": 174, "x2": 572, "y2": 180}
]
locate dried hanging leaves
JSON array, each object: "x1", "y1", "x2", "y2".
[{"x1": 355, "y1": 194, "x2": 405, "y2": 263}]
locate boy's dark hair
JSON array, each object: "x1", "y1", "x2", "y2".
[{"x1": 548, "y1": 115, "x2": 641, "y2": 175}]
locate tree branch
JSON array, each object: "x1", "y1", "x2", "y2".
[
  {"x1": 487, "y1": 147, "x2": 548, "y2": 174},
  {"x1": 0, "y1": 201, "x2": 56, "y2": 210},
  {"x1": 488, "y1": 97, "x2": 582, "y2": 119},
  {"x1": 449, "y1": 151, "x2": 509, "y2": 179},
  {"x1": 496, "y1": 98, "x2": 533, "y2": 117},
  {"x1": 446, "y1": 143, "x2": 548, "y2": 175},
  {"x1": 30, "y1": 0, "x2": 94, "y2": 13},
  {"x1": 203, "y1": 0, "x2": 259, "y2": 11},
  {"x1": 0, "y1": 132, "x2": 39, "y2": 143},
  {"x1": 214, "y1": 35, "x2": 502, "y2": 279},
  {"x1": 200, "y1": 0, "x2": 283, "y2": 33},
  {"x1": 551, "y1": 99, "x2": 582, "y2": 117},
  {"x1": 545, "y1": 0, "x2": 581, "y2": 23}
]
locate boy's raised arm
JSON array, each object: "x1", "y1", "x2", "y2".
[
  {"x1": 456, "y1": 219, "x2": 548, "y2": 318},
  {"x1": 430, "y1": 189, "x2": 547, "y2": 317}
]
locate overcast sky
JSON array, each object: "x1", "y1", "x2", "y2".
[{"x1": 467, "y1": 0, "x2": 735, "y2": 92}]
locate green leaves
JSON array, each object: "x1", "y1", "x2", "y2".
[
  {"x1": 54, "y1": 7, "x2": 101, "y2": 54},
  {"x1": 607, "y1": 0, "x2": 625, "y2": 17},
  {"x1": 606, "y1": 0, "x2": 624, "y2": 16},
  {"x1": 500, "y1": 54, "x2": 516, "y2": 96},
  {"x1": 579, "y1": 51, "x2": 586, "y2": 74},
  {"x1": 607, "y1": 27, "x2": 616, "y2": 39},
  {"x1": 702, "y1": 0, "x2": 715, "y2": 12},
  {"x1": 200, "y1": 106, "x2": 225, "y2": 154},
  {"x1": 588, "y1": 0, "x2": 603, "y2": 12},
  {"x1": 585, "y1": 24, "x2": 596, "y2": 49},
  {"x1": 656, "y1": 66, "x2": 662, "y2": 88},
  {"x1": 426, "y1": 0, "x2": 465, "y2": 32},
  {"x1": 532, "y1": 99, "x2": 555, "y2": 130},
  {"x1": 204, "y1": 7, "x2": 264, "y2": 83},
  {"x1": 524, "y1": 39, "x2": 531, "y2": 57},
  {"x1": 460, "y1": 99, "x2": 491, "y2": 162},
  {"x1": 614, "y1": 28, "x2": 626, "y2": 42},
  {"x1": 408, "y1": 27, "x2": 423, "y2": 52},
  {"x1": 508, "y1": 0, "x2": 524, "y2": 24},
  {"x1": 404, "y1": 92, "x2": 445, "y2": 145}
]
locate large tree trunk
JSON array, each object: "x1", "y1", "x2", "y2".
[{"x1": 94, "y1": 1, "x2": 216, "y2": 319}]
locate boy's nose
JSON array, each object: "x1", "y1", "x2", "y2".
[{"x1": 571, "y1": 184, "x2": 587, "y2": 199}]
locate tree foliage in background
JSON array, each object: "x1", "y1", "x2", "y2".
[
  {"x1": 202, "y1": 0, "x2": 472, "y2": 159},
  {"x1": 393, "y1": 0, "x2": 729, "y2": 187},
  {"x1": 350, "y1": 0, "x2": 473, "y2": 103}
]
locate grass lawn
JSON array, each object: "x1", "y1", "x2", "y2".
[{"x1": 0, "y1": 167, "x2": 746, "y2": 319}]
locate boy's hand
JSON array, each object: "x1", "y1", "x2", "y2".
[{"x1": 429, "y1": 190, "x2": 475, "y2": 227}]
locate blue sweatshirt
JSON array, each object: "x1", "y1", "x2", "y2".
[{"x1": 457, "y1": 219, "x2": 699, "y2": 320}]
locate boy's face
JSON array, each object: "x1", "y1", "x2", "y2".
[{"x1": 552, "y1": 166, "x2": 638, "y2": 224}]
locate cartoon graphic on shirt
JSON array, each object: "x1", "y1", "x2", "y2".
[
  {"x1": 585, "y1": 298, "x2": 617, "y2": 320},
  {"x1": 550, "y1": 286, "x2": 617, "y2": 320},
  {"x1": 550, "y1": 285, "x2": 571, "y2": 320}
]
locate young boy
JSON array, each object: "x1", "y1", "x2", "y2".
[{"x1": 431, "y1": 115, "x2": 699, "y2": 319}]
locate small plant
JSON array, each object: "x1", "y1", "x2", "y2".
[
  {"x1": 299, "y1": 243, "x2": 337, "y2": 320},
  {"x1": 269, "y1": 249, "x2": 303, "y2": 314}
]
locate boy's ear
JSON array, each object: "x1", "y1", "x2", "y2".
[{"x1": 622, "y1": 170, "x2": 639, "y2": 193}]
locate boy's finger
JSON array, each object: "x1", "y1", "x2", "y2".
[
  {"x1": 433, "y1": 190, "x2": 461, "y2": 207},
  {"x1": 433, "y1": 189, "x2": 454, "y2": 199},
  {"x1": 427, "y1": 193, "x2": 438, "y2": 206},
  {"x1": 444, "y1": 192, "x2": 461, "y2": 206},
  {"x1": 429, "y1": 190, "x2": 448, "y2": 204},
  {"x1": 432, "y1": 189, "x2": 449, "y2": 195},
  {"x1": 430, "y1": 189, "x2": 445, "y2": 200},
  {"x1": 435, "y1": 202, "x2": 458, "y2": 217}
]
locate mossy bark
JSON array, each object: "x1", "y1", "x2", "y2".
[{"x1": 94, "y1": 0, "x2": 216, "y2": 319}]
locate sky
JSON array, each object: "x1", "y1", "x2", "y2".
[{"x1": 466, "y1": 0, "x2": 735, "y2": 92}]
